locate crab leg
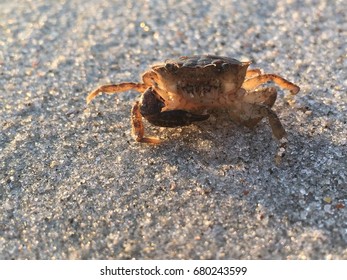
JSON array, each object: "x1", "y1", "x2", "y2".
[
  {"x1": 86, "y1": 83, "x2": 148, "y2": 104},
  {"x1": 242, "y1": 74, "x2": 300, "y2": 95},
  {"x1": 245, "y1": 69, "x2": 261, "y2": 78},
  {"x1": 259, "y1": 105, "x2": 287, "y2": 140},
  {"x1": 131, "y1": 101, "x2": 161, "y2": 144},
  {"x1": 258, "y1": 104, "x2": 288, "y2": 164}
]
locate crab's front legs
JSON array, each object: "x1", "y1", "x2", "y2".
[
  {"x1": 132, "y1": 88, "x2": 209, "y2": 143},
  {"x1": 87, "y1": 83, "x2": 148, "y2": 104},
  {"x1": 243, "y1": 74, "x2": 300, "y2": 95}
]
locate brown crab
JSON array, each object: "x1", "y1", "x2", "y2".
[{"x1": 87, "y1": 55, "x2": 299, "y2": 160}]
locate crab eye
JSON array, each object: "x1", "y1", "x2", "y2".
[
  {"x1": 221, "y1": 63, "x2": 229, "y2": 70},
  {"x1": 211, "y1": 59, "x2": 224, "y2": 65},
  {"x1": 165, "y1": 63, "x2": 176, "y2": 71}
]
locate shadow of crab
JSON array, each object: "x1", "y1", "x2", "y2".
[{"x1": 140, "y1": 108, "x2": 283, "y2": 166}]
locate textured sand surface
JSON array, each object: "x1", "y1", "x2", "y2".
[{"x1": 0, "y1": 0, "x2": 346, "y2": 259}]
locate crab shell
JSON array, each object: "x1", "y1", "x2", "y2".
[{"x1": 144, "y1": 55, "x2": 251, "y2": 111}]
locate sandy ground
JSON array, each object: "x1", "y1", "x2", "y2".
[{"x1": 0, "y1": 0, "x2": 346, "y2": 259}]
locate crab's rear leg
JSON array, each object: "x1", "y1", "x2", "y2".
[
  {"x1": 242, "y1": 74, "x2": 300, "y2": 95},
  {"x1": 260, "y1": 105, "x2": 288, "y2": 165},
  {"x1": 86, "y1": 83, "x2": 148, "y2": 104},
  {"x1": 239, "y1": 102, "x2": 287, "y2": 164}
]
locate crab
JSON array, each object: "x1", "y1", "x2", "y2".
[{"x1": 87, "y1": 55, "x2": 300, "y2": 161}]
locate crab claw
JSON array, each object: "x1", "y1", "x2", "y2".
[{"x1": 145, "y1": 110, "x2": 210, "y2": 127}]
